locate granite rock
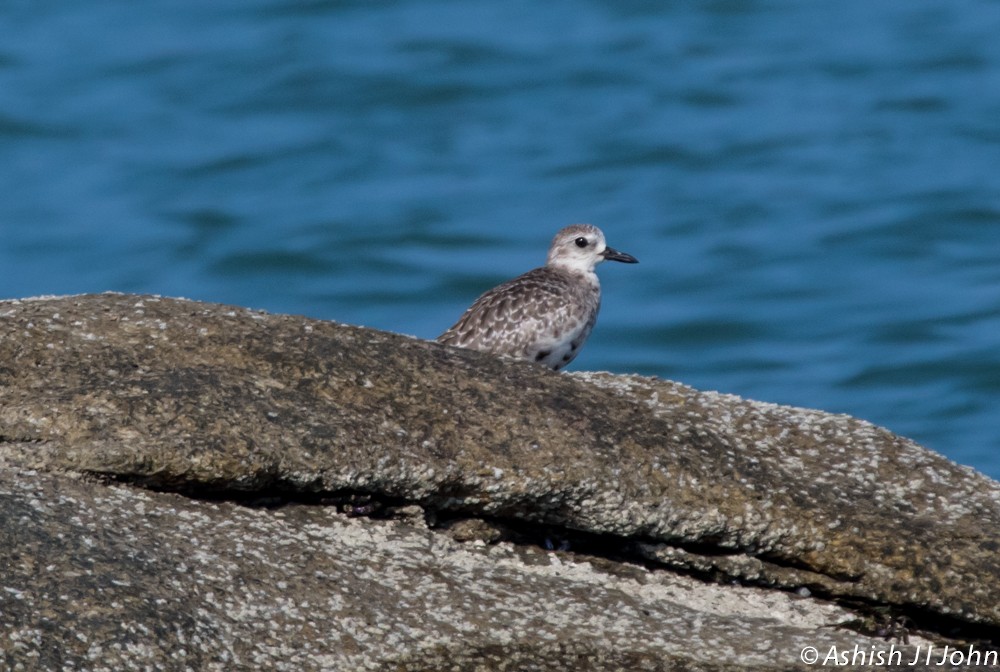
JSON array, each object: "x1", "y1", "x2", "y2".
[{"x1": 1, "y1": 293, "x2": 998, "y2": 670}]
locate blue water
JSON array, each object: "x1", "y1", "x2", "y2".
[{"x1": 2, "y1": 1, "x2": 999, "y2": 479}]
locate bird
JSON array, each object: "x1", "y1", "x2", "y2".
[{"x1": 437, "y1": 224, "x2": 638, "y2": 370}]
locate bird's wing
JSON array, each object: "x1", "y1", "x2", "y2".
[{"x1": 437, "y1": 268, "x2": 576, "y2": 355}]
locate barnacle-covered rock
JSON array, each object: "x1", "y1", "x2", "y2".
[{"x1": 1, "y1": 293, "x2": 997, "y2": 670}]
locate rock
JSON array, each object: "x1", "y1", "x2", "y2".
[
  {"x1": 1, "y1": 293, "x2": 998, "y2": 670},
  {"x1": 0, "y1": 465, "x2": 905, "y2": 672}
]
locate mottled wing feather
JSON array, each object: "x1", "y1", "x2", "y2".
[{"x1": 437, "y1": 267, "x2": 596, "y2": 365}]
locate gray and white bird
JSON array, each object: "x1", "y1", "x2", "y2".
[{"x1": 437, "y1": 224, "x2": 638, "y2": 370}]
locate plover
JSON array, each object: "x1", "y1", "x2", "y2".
[{"x1": 437, "y1": 224, "x2": 638, "y2": 370}]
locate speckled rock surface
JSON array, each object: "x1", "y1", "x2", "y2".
[
  {"x1": 0, "y1": 464, "x2": 900, "y2": 671},
  {"x1": 1, "y1": 293, "x2": 998, "y2": 669}
]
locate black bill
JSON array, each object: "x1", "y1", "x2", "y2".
[{"x1": 602, "y1": 246, "x2": 638, "y2": 263}]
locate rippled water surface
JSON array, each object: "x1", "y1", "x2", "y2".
[{"x1": 2, "y1": 1, "x2": 999, "y2": 477}]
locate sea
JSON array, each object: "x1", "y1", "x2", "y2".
[{"x1": 2, "y1": 0, "x2": 998, "y2": 479}]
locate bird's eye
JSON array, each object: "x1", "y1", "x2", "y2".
[{"x1": 575, "y1": 237, "x2": 588, "y2": 248}]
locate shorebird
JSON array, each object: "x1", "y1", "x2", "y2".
[{"x1": 437, "y1": 224, "x2": 638, "y2": 370}]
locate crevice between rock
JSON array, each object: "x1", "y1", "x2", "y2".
[{"x1": 86, "y1": 469, "x2": 1000, "y2": 650}]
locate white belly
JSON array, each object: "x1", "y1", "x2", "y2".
[{"x1": 529, "y1": 317, "x2": 595, "y2": 371}]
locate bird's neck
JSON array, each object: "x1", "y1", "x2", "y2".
[{"x1": 548, "y1": 262, "x2": 600, "y2": 286}]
